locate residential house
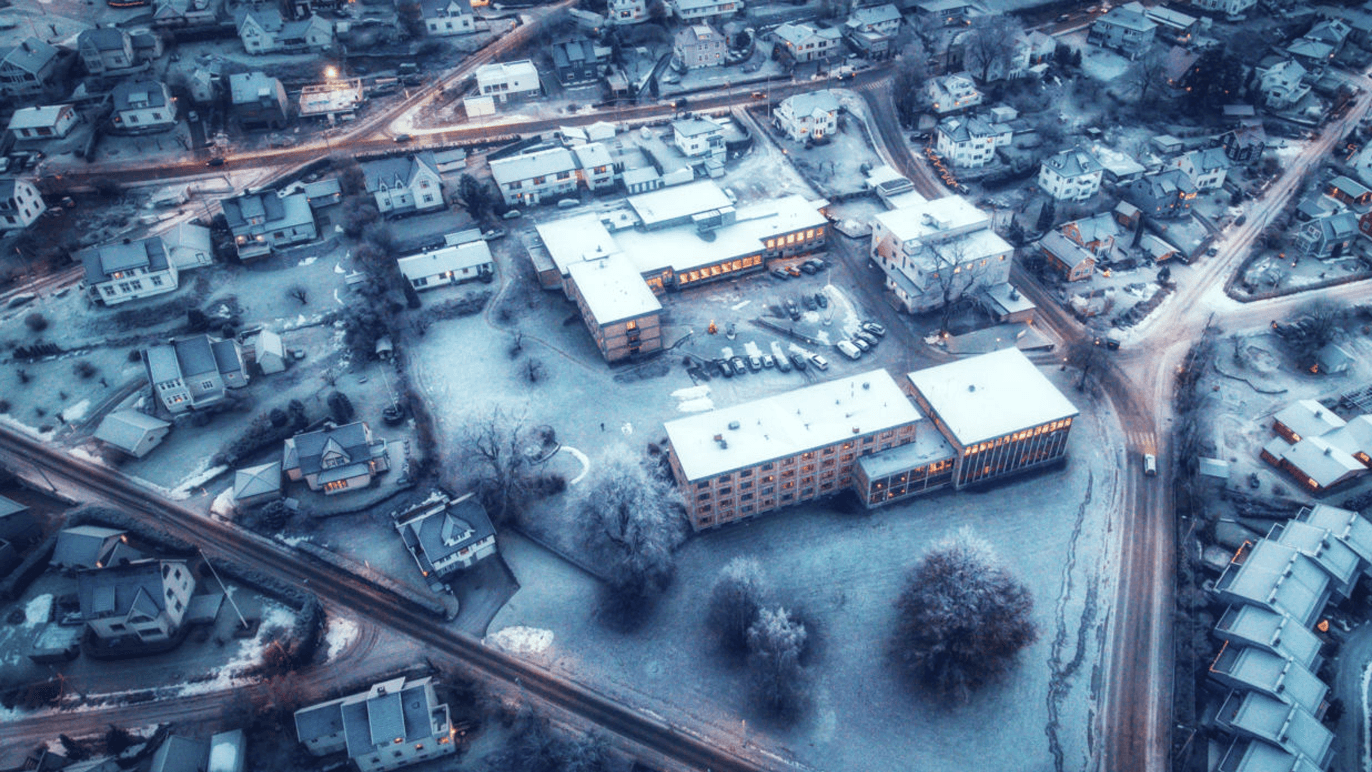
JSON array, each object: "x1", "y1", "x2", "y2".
[
  {"x1": 362, "y1": 153, "x2": 444, "y2": 218},
  {"x1": 1037, "y1": 230, "x2": 1097, "y2": 282},
  {"x1": 674, "y1": 24, "x2": 727, "y2": 69},
  {"x1": 77, "y1": 558, "x2": 196, "y2": 645},
  {"x1": 153, "y1": 0, "x2": 218, "y2": 27},
  {"x1": 231, "y1": 461, "x2": 282, "y2": 509},
  {"x1": 293, "y1": 677, "x2": 456, "y2": 772},
  {"x1": 607, "y1": 0, "x2": 647, "y2": 25},
  {"x1": 844, "y1": 3, "x2": 901, "y2": 59},
  {"x1": 565, "y1": 252, "x2": 664, "y2": 361},
  {"x1": 236, "y1": 10, "x2": 334, "y2": 55},
  {"x1": 282, "y1": 421, "x2": 389, "y2": 495},
  {"x1": 1161, "y1": 45, "x2": 1201, "y2": 90},
  {"x1": 421, "y1": 0, "x2": 475, "y2": 36},
  {"x1": 668, "y1": 0, "x2": 739, "y2": 23},
  {"x1": 7, "y1": 104, "x2": 78, "y2": 140},
  {"x1": 80, "y1": 237, "x2": 180, "y2": 306},
  {"x1": 1175, "y1": 147, "x2": 1232, "y2": 191},
  {"x1": 0, "y1": 496, "x2": 39, "y2": 551},
  {"x1": 221, "y1": 189, "x2": 318, "y2": 260},
  {"x1": 143, "y1": 335, "x2": 249, "y2": 414},
  {"x1": 1062, "y1": 212, "x2": 1122, "y2": 255},
  {"x1": 1215, "y1": 538, "x2": 1332, "y2": 627},
  {"x1": 1327, "y1": 175, "x2": 1372, "y2": 208},
  {"x1": 869, "y1": 195, "x2": 1014, "y2": 313},
  {"x1": 1315, "y1": 342, "x2": 1353, "y2": 375},
  {"x1": 1125, "y1": 169, "x2": 1196, "y2": 218},
  {"x1": 159, "y1": 220, "x2": 214, "y2": 272},
  {"x1": 1189, "y1": 0, "x2": 1256, "y2": 16},
  {"x1": 397, "y1": 240, "x2": 494, "y2": 290},
  {"x1": 1218, "y1": 120, "x2": 1267, "y2": 164},
  {"x1": 111, "y1": 79, "x2": 178, "y2": 135},
  {"x1": 1038, "y1": 147, "x2": 1104, "y2": 202},
  {"x1": 1286, "y1": 36, "x2": 1337, "y2": 72},
  {"x1": 474, "y1": 60, "x2": 541, "y2": 102},
  {"x1": 1273, "y1": 400, "x2": 1346, "y2": 444},
  {"x1": 77, "y1": 28, "x2": 135, "y2": 75},
  {"x1": 673, "y1": 116, "x2": 726, "y2": 157},
  {"x1": 912, "y1": 0, "x2": 974, "y2": 27},
  {"x1": 131, "y1": 28, "x2": 164, "y2": 63},
  {"x1": 53, "y1": 525, "x2": 129, "y2": 570},
  {"x1": 572, "y1": 142, "x2": 616, "y2": 191},
  {"x1": 228, "y1": 72, "x2": 289, "y2": 129},
  {"x1": 553, "y1": 38, "x2": 610, "y2": 84},
  {"x1": 1256, "y1": 58, "x2": 1310, "y2": 110},
  {"x1": 1304, "y1": 18, "x2": 1351, "y2": 56},
  {"x1": 775, "y1": 91, "x2": 840, "y2": 142},
  {"x1": 1213, "y1": 691, "x2": 1335, "y2": 769},
  {"x1": 489, "y1": 147, "x2": 579, "y2": 205},
  {"x1": 150, "y1": 731, "x2": 245, "y2": 772},
  {"x1": 1294, "y1": 211, "x2": 1358, "y2": 259},
  {"x1": 926, "y1": 73, "x2": 983, "y2": 115},
  {"x1": 1139, "y1": 232, "x2": 1182, "y2": 262},
  {"x1": 934, "y1": 114, "x2": 1011, "y2": 167},
  {"x1": 772, "y1": 22, "x2": 842, "y2": 65},
  {"x1": 395, "y1": 493, "x2": 498, "y2": 591},
  {"x1": 1144, "y1": 4, "x2": 1200, "y2": 44},
  {"x1": 0, "y1": 178, "x2": 46, "y2": 231},
  {"x1": 1213, "y1": 604, "x2": 1323, "y2": 671},
  {"x1": 1088, "y1": 3, "x2": 1157, "y2": 59},
  {"x1": 94, "y1": 410, "x2": 171, "y2": 458},
  {"x1": 0, "y1": 38, "x2": 59, "y2": 98}
]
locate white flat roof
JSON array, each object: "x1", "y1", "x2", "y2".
[
  {"x1": 665, "y1": 370, "x2": 922, "y2": 481},
  {"x1": 566, "y1": 253, "x2": 662, "y2": 324},
  {"x1": 906, "y1": 348, "x2": 1078, "y2": 446},
  {"x1": 536, "y1": 213, "x2": 621, "y2": 275},
  {"x1": 475, "y1": 59, "x2": 539, "y2": 84},
  {"x1": 397, "y1": 240, "x2": 493, "y2": 279},
  {"x1": 617, "y1": 194, "x2": 828, "y2": 275},
  {"x1": 628, "y1": 180, "x2": 734, "y2": 229},
  {"x1": 876, "y1": 195, "x2": 988, "y2": 242}
]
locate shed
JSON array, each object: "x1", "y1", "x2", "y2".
[
  {"x1": 94, "y1": 410, "x2": 171, "y2": 458},
  {"x1": 255, "y1": 329, "x2": 287, "y2": 374},
  {"x1": 233, "y1": 461, "x2": 283, "y2": 509},
  {"x1": 1198, "y1": 457, "x2": 1231, "y2": 479},
  {"x1": 1315, "y1": 343, "x2": 1352, "y2": 375}
]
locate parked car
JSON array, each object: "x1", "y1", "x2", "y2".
[
  {"x1": 815, "y1": 292, "x2": 829, "y2": 308},
  {"x1": 775, "y1": 354, "x2": 792, "y2": 372},
  {"x1": 762, "y1": 354, "x2": 775, "y2": 368},
  {"x1": 861, "y1": 321, "x2": 886, "y2": 337},
  {"x1": 393, "y1": 133, "x2": 413, "y2": 143},
  {"x1": 482, "y1": 228, "x2": 508, "y2": 241},
  {"x1": 785, "y1": 299, "x2": 801, "y2": 320},
  {"x1": 771, "y1": 268, "x2": 791, "y2": 280},
  {"x1": 799, "y1": 261, "x2": 818, "y2": 275},
  {"x1": 850, "y1": 336, "x2": 872, "y2": 353},
  {"x1": 785, "y1": 265, "x2": 802, "y2": 277},
  {"x1": 836, "y1": 340, "x2": 862, "y2": 360},
  {"x1": 810, "y1": 353, "x2": 830, "y2": 370},
  {"x1": 790, "y1": 352, "x2": 809, "y2": 371},
  {"x1": 802, "y1": 294, "x2": 817, "y2": 311},
  {"x1": 206, "y1": 157, "x2": 226, "y2": 167},
  {"x1": 855, "y1": 331, "x2": 879, "y2": 347},
  {"x1": 502, "y1": 209, "x2": 523, "y2": 220},
  {"x1": 803, "y1": 258, "x2": 827, "y2": 272},
  {"x1": 730, "y1": 356, "x2": 747, "y2": 375},
  {"x1": 747, "y1": 355, "x2": 763, "y2": 372},
  {"x1": 714, "y1": 358, "x2": 732, "y2": 377}
]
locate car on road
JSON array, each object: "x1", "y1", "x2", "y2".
[
  {"x1": 730, "y1": 356, "x2": 747, "y2": 375},
  {"x1": 206, "y1": 157, "x2": 225, "y2": 167},
  {"x1": 771, "y1": 268, "x2": 791, "y2": 280},
  {"x1": 1234, "y1": 214, "x2": 1247, "y2": 225},
  {"x1": 747, "y1": 355, "x2": 762, "y2": 372},
  {"x1": 482, "y1": 228, "x2": 508, "y2": 241},
  {"x1": 790, "y1": 352, "x2": 808, "y2": 371},
  {"x1": 810, "y1": 353, "x2": 829, "y2": 370},
  {"x1": 850, "y1": 336, "x2": 872, "y2": 353},
  {"x1": 785, "y1": 265, "x2": 802, "y2": 277},
  {"x1": 1206, "y1": 246, "x2": 1219, "y2": 256},
  {"x1": 751, "y1": 91, "x2": 766, "y2": 99},
  {"x1": 861, "y1": 321, "x2": 886, "y2": 337},
  {"x1": 1143, "y1": 453, "x2": 1157, "y2": 476},
  {"x1": 393, "y1": 133, "x2": 413, "y2": 143},
  {"x1": 836, "y1": 340, "x2": 862, "y2": 359}
]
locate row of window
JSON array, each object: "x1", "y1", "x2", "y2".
[{"x1": 676, "y1": 254, "x2": 764, "y2": 286}]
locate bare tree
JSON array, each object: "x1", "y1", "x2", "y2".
[
  {"x1": 747, "y1": 606, "x2": 809, "y2": 717},
  {"x1": 893, "y1": 46, "x2": 930, "y2": 127},
  {"x1": 1122, "y1": 49, "x2": 1170, "y2": 109},
  {"x1": 458, "y1": 405, "x2": 537, "y2": 524},
  {"x1": 892, "y1": 528, "x2": 1038, "y2": 702},
  {"x1": 287, "y1": 285, "x2": 309, "y2": 305},
  {"x1": 926, "y1": 238, "x2": 994, "y2": 336},
  {"x1": 576, "y1": 444, "x2": 686, "y2": 605},
  {"x1": 485, "y1": 706, "x2": 626, "y2": 772},
  {"x1": 706, "y1": 556, "x2": 771, "y2": 654},
  {"x1": 960, "y1": 16, "x2": 1023, "y2": 83},
  {"x1": 1066, "y1": 337, "x2": 1108, "y2": 392}
]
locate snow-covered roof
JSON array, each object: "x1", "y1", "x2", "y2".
[
  {"x1": 1278, "y1": 436, "x2": 1364, "y2": 490},
  {"x1": 151, "y1": 734, "x2": 211, "y2": 772},
  {"x1": 80, "y1": 237, "x2": 169, "y2": 283},
  {"x1": 94, "y1": 410, "x2": 169, "y2": 454},
  {"x1": 1095, "y1": 3, "x2": 1157, "y2": 32},
  {"x1": 208, "y1": 729, "x2": 245, "y2": 772},
  {"x1": 1274, "y1": 399, "x2": 1345, "y2": 441},
  {"x1": 937, "y1": 114, "x2": 1002, "y2": 143},
  {"x1": 616, "y1": 194, "x2": 829, "y2": 275},
  {"x1": 780, "y1": 90, "x2": 840, "y2": 119},
  {"x1": 228, "y1": 71, "x2": 282, "y2": 105},
  {"x1": 397, "y1": 240, "x2": 493, "y2": 280},
  {"x1": 874, "y1": 195, "x2": 988, "y2": 243},
  {"x1": 566, "y1": 252, "x2": 662, "y2": 324},
  {"x1": 489, "y1": 147, "x2": 576, "y2": 185},
  {"x1": 474, "y1": 59, "x2": 539, "y2": 86},
  {"x1": 1, "y1": 38, "x2": 58, "y2": 75},
  {"x1": 1214, "y1": 605, "x2": 1322, "y2": 670},
  {"x1": 1272, "y1": 519, "x2": 1364, "y2": 594},
  {"x1": 1042, "y1": 147, "x2": 1104, "y2": 179},
  {"x1": 6, "y1": 104, "x2": 70, "y2": 131},
  {"x1": 536, "y1": 213, "x2": 621, "y2": 275},
  {"x1": 627, "y1": 179, "x2": 734, "y2": 229},
  {"x1": 905, "y1": 348, "x2": 1079, "y2": 446},
  {"x1": 1210, "y1": 643, "x2": 1326, "y2": 716},
  {"x1": 233, "y1": 461, "x2": 282, "y2": 501},
  {"x1": 1216, "y1": 691, "x2": 1333, "y2": 765},
  {"x1": 1299, "y1": 503, "x2": 1372, "y2": 565},
  {"x1": 1216, "y1": 539, "x2": 1329, "y2": 626},
  {"x1": 665, "y1": 370, "x2": 922, "y2": 482},
  {"x1": 572, "y1": 142, "x2": 613, "y2": 169},
  {"x1": 1214, "y1": 738, "x2": 1324, "y2": 772},
  {"x1": 395, "y1": 493, "x2": 495, "y2": 578},
  {"x1": 673, "y1": 117, "x2": 724, "y2": 138},
  {"x1": 112, "y1": 79, "x2": 170, "y2": 111}
]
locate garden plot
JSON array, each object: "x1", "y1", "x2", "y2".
[
  {"x1": 781, "y1": 96, "x2": 886, "y2": 199},
  {"x1": 720, "y1": 113, "x2": 820, "y2": 205}
]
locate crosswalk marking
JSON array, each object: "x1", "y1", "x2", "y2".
[{"x1": 1126, "y1": 431, "x2": 1157, "y2": 450}]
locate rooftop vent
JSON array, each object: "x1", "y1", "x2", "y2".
[
  {"x1": 727, "y1": 421, "x2": 740, "y2": 430},
  {"x1": 713, "y1": 433, "x2": 728, "y2": 449},
  {"x1": 852, "y1": 426, "x2": 860, "y2": 434},
  {"x1": 862, "y1": 381, "x2": 870, "y2": 390},
  {"x1": 968, "y1": 384, "x2": 976, "y2": 392}
]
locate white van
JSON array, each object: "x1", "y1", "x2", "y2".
[
  {"x1": 1143, "y1": 453, "x2": 1157, "y2": 476},
  {"x1": 835, "y1": 340, "x2": 862, "y2": 360}
]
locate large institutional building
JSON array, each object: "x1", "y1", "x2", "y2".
[{"x1": 665, "y1": 348, "x2": 1079, "y2": 530}]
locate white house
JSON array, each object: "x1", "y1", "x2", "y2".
[
  {"x1": 607, "y1": 0, "x2": 647, "y2": 24},
  {"x1": 398, "y1": 240, "x2": 494, "y2": 290},
  {"x1": 1257, "y1": 58, "x2": 1309, "y2": 110},
  {"x1": 283, "y1": 421, "x2": 389, "y2": 495},
  {"x1": 236, "y1": 10, "x2": 333, "y2": 55},
  {"x1": 1189, "y1": 0, "x2": 1255, "y2": 15},
  {"x1": 362, "y1": 153, "x2": 444, "y2": 217},
  {"x1": 935, "y1": 114, "x2": 1011, "y2": 167},
  {"x1": 143, "y1": 334, "x2": 248, "y2": 414},
  {"x1": 844, "y1": 3, "x2": 901, "y2": 58},
  {"x1": 0, "y1": 38, "x2": 60, "y2": 98},
  {"x1": 774, "y1": 91, "x2": 840, "y2": 142},
  {"x1": 111, "y1": 79, "x2": 178, "y2": 134},
  {"x1": 870, "y1": 196, "x2": 1014, "y2": 313},
  {"x1": 0, "y1": 178, "x2": 46, "y2": 231},
  {"x1": 572, "y1": 142, "x2": 616, "y2": 190},
  {"x1": 669, "y1": 0, "x2": 740, "y2": 22},
  {"x1": 772, "y1": 22, "x2": 842, "y2": 65},
  {"x1": 294, "y1": 677, "x2": 455, "y2": 772},
  {"x1": 77, "y1": 27, "x2": 135, "y2": 75},
  {"x1": 1038, "y1": 147, "x2": 1105, "y2": 202},
  {"x1": 7, "y1": 104, "x2": 78, "y2": 140},
  {"x1": 927, "y1": 73, "x2": 983, "y2": 115},
  {"x1": 1088, "y1": 2, "x2": 1157, "y2": 59},
  {"x1": 674, "y1": 24, "x2": 726, "y2": 69},
  {"x1": 474, "y1": 60, "x2": 541, "y2": 102},
  {"x1": 222, "y1": 190, "x2": 318, "y2": 260},
  {"x1": 421, "y1": 0, "x2": 475, "y2": 36},
  {"x1": 162, "y1": 221, "x2": 215, "y2": 270},
  {"x1": 489, "y1": 146, "x2": 580, "y2": 205},
  {"x1": 673, "y1": 116, "x2": 726, "y2": 157},
  {"x1": 80, "y1": 237, "x2": 180, "y2": 306},
  {"x1": 78, "y1": 559, "x2": 195, "y2": 645},
  {"x1": 1174, "y1": 147, "x2": 1231, "y2": 191}
]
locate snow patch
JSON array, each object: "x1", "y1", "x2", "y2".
[
  {"x1": 677, "y1": 398, "x2": 715, "y2": 413},
  {"x1": 325, "y1": 616, "x2": 358, "y2": 660},
  {"x1": 175, "y1": 603, "x2": 296, "y2": 696},
  {"x1": 731, "y1": 299, "x2": 751, "y2": 311},
  {"x1": 170, "y1": 463, "x2": 228, "y2": 500},
  {"x1": 67, "y1": 447, "x2": 105, "y2": 465},
  {"x1": 671, "y1": 385, "x2": 711, "y2": 400},
  {"x1": 210, "y1": 487, "x2": 237, "y2": 519},
  {"x1": 278, "y1": 535, "x2": 311, "y2": 547},
  {"x1": 298, "y1": 257, "x2": 318, "y2": 267},
  {"x1": 24, "y1": 594, "x2": 52, "y2": 627},
  {"x1": 487, "y1": 626, "x2": 554, "y2": 656},
  {"x1": 61, "y1": 400, "x2": 91, "y2": 422}
]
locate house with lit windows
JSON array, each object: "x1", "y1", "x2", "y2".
[
  {"x1": 111, "y1": 79, "x2": 178, "y2": 135},
  {"x1": 473, "y1": 60, "x2": 541, "y2": 102},
  {"x1": 775, "y1": 91, "x2": 840, "y2": 142},
  {"x1": 77, "y1": 558, "x2": 196, "y2": 646},
  {"x1": 608, "y1": 0, "x2": 647, "y2": 25},
  {"x1": 771, "y1": 22, "x2": 842, "y2": 65},
  {"x1": 669, "y1": 0, "x2": 739, "y2": 23},
  {"x1": 397, "y1": 238, "x2": 494, "y2": 291},
  {"x1": 934, "y1": 114, "x2": 1012, "y2": 167},
  {"x1": 395, "y1": 493, "x2": 497, "y2": 592},
  {"x1": 143, "y1": 334, "x2": 249, "y2": 414},
  {"x1": 926, "y1": 73, "x2": 983, "y2": 115},
  {"x1": 565, "y1": 252, "x2": 664, "y2": 361},
  {"x1": 221, "y1": 189, "x2": 319, "y2": 261},
  {"x1": 0, "y1": 178, "x2": 46, "y2": 231},
  {"x1": 1039, "y1": 147, "x2": 1105, "y2": 201},
  {"x1": 674, "y1": 24, "x2": 727, "y2": 69},
  {"x1": 294, "y1": 676, "x2": 456, "y2": 772},
  {"x1": 489, "y1": 147, "x2": 580, "y2": 205},
  {"x1": 81, "y1": 237, "x2": 181, "y2": 306},
  {"x1": 869, "y1": 195, "x2": 1014, "y2": 313},
  {"x1": 421, "y1": 0, "x2": 475, "y2": 36},
  {"x1": 1260, "y1": 400, "x2": 1372, "y2": 494},
  {"x1": 362, "y1": 153, "x2": 444, "y2": 218},
  {"x1": 283, "y1": 421, "x2": 389, "y2": 495}
]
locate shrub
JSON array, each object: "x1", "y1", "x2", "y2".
[
  {"x1": 23, "y1": 313, "x2": 47, "y2": 332},
  {"x1": 73, "y1": 361, "x2": 98, "y2": 380}
]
